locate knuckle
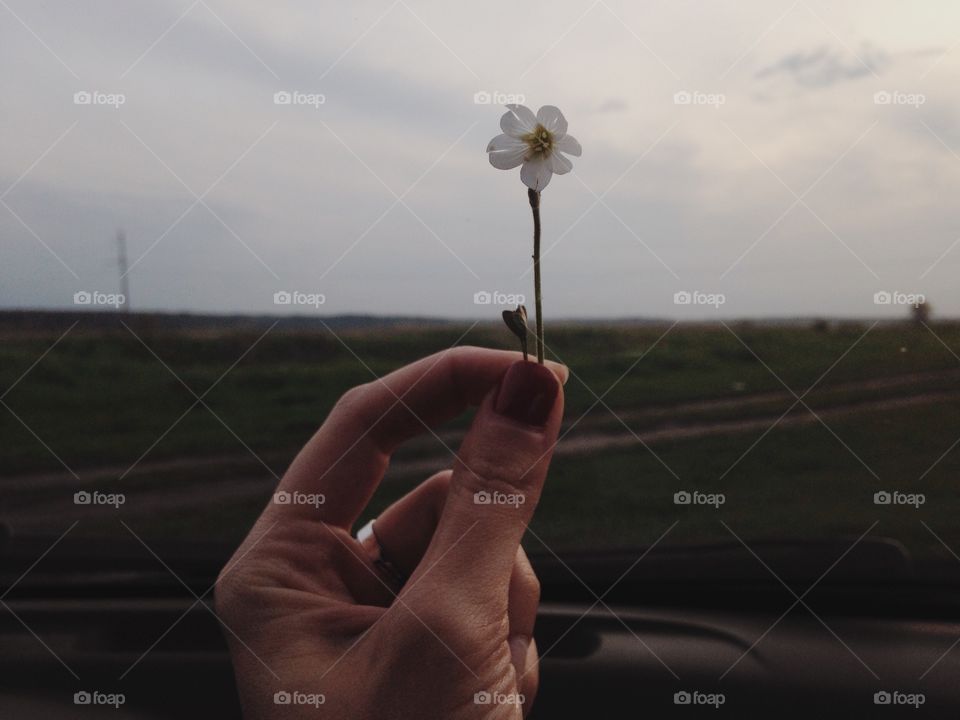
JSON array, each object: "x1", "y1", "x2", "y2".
[
  {"x1": 516, "y1": 563, "x2": 541, "y2": 604},
  {"x1": 329, "y1": 381, "x2": 381, "y2": 434},
  {"x1": 442, "y1": 344, "x2": 475, "y2": 363},
  {"x1": 440, "y1": 345, "x2": 486, "y2": 392},
  {"x1": 440, "y1": 344, "x2": 485, "y2": 367},
  {"x1": 418, "y1": 471, "x2": 453, "y2": 523},
  {"x1": 332, "y1": 382, "x2": 371, "y2": 417},
  {"x1": 213, "y1": 564, "x2": 244, "y2": 620},
  {"x1": 413, "y1": 595, "x2": 508, "y2": 655},
  {"x1": 531, "y1": 574, "x2": 542, "y2": 606},
  {"x1": 212, "y1": 541, "x2": 270, "y2": 623},
  {"x1": 456, "y1": 449, "x2": 535, "y2": 498},
  {"x1": 423, "y1": 470, "x2": 452, "y2": 498}
]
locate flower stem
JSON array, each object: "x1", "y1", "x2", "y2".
[{"x1": 528, "y1": 188, "x2": 544, "y2": 364}]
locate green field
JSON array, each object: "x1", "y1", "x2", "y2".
[{"x1": 3, "y1": 313, "x2": 960, "y2": 571}]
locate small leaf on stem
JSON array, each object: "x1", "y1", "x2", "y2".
[{"x1": 502, "y1": 304, "x2": 529, "y2": 361}]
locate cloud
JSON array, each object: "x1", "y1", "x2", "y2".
[
  {"x1": 596, "y1": 97, "x2": 628, "y2": 114},
  {"x1": 754, "y1": 45, "x2": 887, "y2": 88}
]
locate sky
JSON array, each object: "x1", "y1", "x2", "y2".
[{"x1": 2, "y1": 0, "x2": 960, "y2": 320}]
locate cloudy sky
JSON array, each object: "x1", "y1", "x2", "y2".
[{"x1": 2, "y1": 0, "x2": 960, "y2": 319}]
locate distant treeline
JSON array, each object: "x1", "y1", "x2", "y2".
[{"x1": 0, "y1": 310, "x2": 459, "y2": 334}]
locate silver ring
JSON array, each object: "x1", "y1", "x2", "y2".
[{"x1": 355, "y1": 519, "x2": 407, "y2": 588}]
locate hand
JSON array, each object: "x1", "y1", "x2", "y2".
[{"x1": 215, "y1": 347, "x2": 566, "y2": 719}]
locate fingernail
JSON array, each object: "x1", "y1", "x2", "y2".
[{"x1": 495, "y1": 361, "x2": 560, "y2": 426}]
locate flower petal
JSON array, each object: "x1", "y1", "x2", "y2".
[
  {"x1": 549, "y1": 151, "x2": 573, "y2": 175},
  {"x1": 500, "y1": 104, "x2": 537, "y2": 137},
  {"x1": 554, "y1": 134, "x2": 581, "y2": 157},
  {"x1": 486, "y1": 133, "x2": 523, "y2": 153},
  {"x1": 536, "y1": 105, "x2": 568, "y2": 137},
  {"x1": 487, "y1": 134, "x2": 527, "y2": 170},
  {"x1": 521, "y1": 155, "x2": 553, "y2": 191}
]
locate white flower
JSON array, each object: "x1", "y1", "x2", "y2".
[{"x1": 486, "y1": 104, "x2": 582, "y2": 191}]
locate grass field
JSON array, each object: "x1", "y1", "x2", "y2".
[{"x1": 3, "y1": 312, "x2": 960, "y2": 572}]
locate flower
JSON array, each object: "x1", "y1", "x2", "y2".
[{"x1": 486, "y1": 104, "x2": 582, "y2": 191}]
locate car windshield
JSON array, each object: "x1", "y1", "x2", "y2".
[
  {"x1": 2, "y1": 1, "x2": 958, "y2": 585},
  {"x1": 3, "y1": 318, "x2": 958, "y2": 582}
]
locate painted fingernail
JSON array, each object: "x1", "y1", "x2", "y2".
[{"x1": 495, "y1": 361, "x2": 560, "y2": 426}]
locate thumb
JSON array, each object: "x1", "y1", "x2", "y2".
[{"x1": 407, "y1": 360, "x2": 564, "y2": 610}]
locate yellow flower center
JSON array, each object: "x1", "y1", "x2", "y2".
[{"x1": 522, "y1": 124, "x2": 554, "y2": 157}]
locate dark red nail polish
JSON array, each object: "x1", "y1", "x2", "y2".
[{"x1": 495, "y1": 361, "x2": 559, "y2": 426}]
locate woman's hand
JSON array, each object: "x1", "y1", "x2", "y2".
[{"x1": 215, "y1": 347, "x2": 566, "y2": 719}]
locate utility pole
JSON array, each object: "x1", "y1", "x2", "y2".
[{"x1": 116, "y1": 230, "x2": 130, "y2": 312}]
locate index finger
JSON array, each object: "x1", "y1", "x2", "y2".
[{"x1": 274, "y1": 346, "x2": 568, "y2": 528}]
